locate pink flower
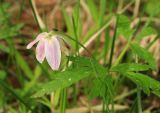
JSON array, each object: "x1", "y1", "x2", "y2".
[{"x1": 27, "y1": 32, "x2": 61, "y2": 70}]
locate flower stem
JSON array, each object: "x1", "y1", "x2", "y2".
[
  {"x1": 108, "y1": 15, "x2": 118, "y2": 68},
  {"x1": 50, "y1": 93, "x2": 54, "y2": 113},
  {"x1": 29, "y1": 0, "x2": 46, "y2": 31},
  {"x1": 135, "y1": 55, "x2": 142, "y2": 113},
  {"x1": 103, "y1": 15, "x2": 118, "y2": 113},
  {"x1": 137, "y1": 87, "x2": 142, "y2": 113},
  {"x1": 60, "y1": 88, "x2": 67, "y2": 113},
  {"x1": 113, "y1": 17, "x2": 141, "y2": 67}
]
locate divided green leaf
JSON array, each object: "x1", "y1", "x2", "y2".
[
  {"x1": 117, "y1": 15, "x2": 133, "y2": 39},
  {"x1": 70, "y1": 57, "x2": 114, "y2": 103},
  {"x1": 130, "y1": 43, "x2": 156, "y2": 70},
  {"x1": 33, "y1": 56, "x2": 110, "y2": 98},
  {"x1": 111, "y1": 63, "x2": 151, "y2": 73},
  {"x1": 33, "y1": 67, "x2": 92, "y2": 98},
  {"x1": 123, "y1": 72, "x2": 160, "y2": 96}
]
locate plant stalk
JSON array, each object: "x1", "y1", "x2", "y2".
[
  {"x1": 29, "y1": 0, "x2": 46, "y2": 31},
  {"x1": 60, "y1": 88, "x2": 67, "y2": 113},
  {"x1": 137, "y1": 87, "x2": 142, "y2": 113}
]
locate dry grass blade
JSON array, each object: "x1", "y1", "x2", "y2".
[{"x1": 66, "y1": 104, "x2": 128, "y2": 113}]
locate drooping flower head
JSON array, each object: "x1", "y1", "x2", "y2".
[{"x1": 27, "y1": 32, "x2": 61, "y2": 70}]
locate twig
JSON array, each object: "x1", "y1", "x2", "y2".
[
  {"x1": 118, "y1": 0, "x2": 135, "y2": 14},
  {"x1": 65, "y1": 104, "x2": 128, "y2": 113},
  {"x1": 131, "y1": 17, "x2": 160, "y2": 28},
  {"x1": 78, "y1": 17, "x2": 114, "y2": 54},
  {"x1": 114, "y1": 89, "x2": 137, "y2": 101},
  {"x1": 29, "y1": 0, "x2": 46, "y2": 31},
  {"x1": 80, "y1": 0, "x2": 92, "y2": 21},
  {"x1": 133, "y1": 0, "x2": 140, "y2": 18},
  {"x1": 117, "y1": 0, "x2": 124, "y2": 12}
]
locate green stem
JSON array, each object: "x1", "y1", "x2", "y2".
[
  {"x1": 103, "y1": 28, "x2": 110, "y2": 64},
  {"x1": 29, "y1": 0, "x2": 46, "y2": 31},
  {"x1": 108, "y1": 15, "x2": 118, "y2": 68},
  {"x1": 60, "y1": 88, "x2": 67, "y2": 113},
  {"x1": 114, "y1": 42, "x2": 130, "y2": 66},
  {"x1": 73, "y1": 84, "x2": 78, "y2": 105},
  {"x1": 113, "y1": 17, "x2": 141, "y2": 67},
  {"x1": 103, "y1": 15, "x2": 118, "y2": 113},
  {"x1": 72, "y1": 17, "x2": 79, "y2": 55},
  {"x1": 135, "y1": 55, "x2": 142, "y2": 113},
  {"x1": 137, "y1": 87, "x2": 142, "y2": 113}
]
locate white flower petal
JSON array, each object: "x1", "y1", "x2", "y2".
[
  {"x1": 45, "y1": 36, "x2": 61, "y2": 70},
  {"x1": 26, "y1": 32, "x2": 48, "y2": 49},
  {"x1": 36, "y1": 39, "x2": 45, "y2": 63}
]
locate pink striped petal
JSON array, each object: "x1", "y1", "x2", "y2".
[
  {"x1": 36, "y1": 39, "x2": 45, "y2": 63},
  {"x1": 26, "y1": 32, "x2": 48, "y2": 49},
  {"x1": 45, "y1": 37, "x2": 61, "y2": 70}
]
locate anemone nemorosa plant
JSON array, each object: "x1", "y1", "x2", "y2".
[{"x1": 27, "y1": 32, "x2": 62, "y2": 70}]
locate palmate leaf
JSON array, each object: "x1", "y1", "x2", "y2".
[
  {"x1": 123, "y1": 72, "x2": 160, "y2": 96},
  {"x1": 70, "y1": 56, "x2": 114, "y2": 102},
  {"x1": 68, "y1": 56, "x2": 107, "y2": 76},
  {"x1": 69, "y1": 56, "x2": 114, "y2": 103},
  {"x1": 111, "y1": 63, "x2": 151, "y2": 73},
  {"x1": 117, "y1": 15, "x2": 134, "y2": 39},
  {"x1": 33, "y1": 56, "x2": 109, "y2": 98},
  {"x1": 130, "y1": 43, "x2": 156, "y2": 70},
  {"x1": 89, "y1": 74, "x2": 114, "y2": 104},
  {"x1": 111, "y1": 63, "x2": 160, "y2": 96},
  {"x1": 33, "y1": 67, "x2": 92, "y2": 98}
]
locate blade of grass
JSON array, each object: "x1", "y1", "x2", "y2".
[
  {"x1": 79, "y1": 16, "x2": 114, "y2": 54},
  {"x1": 108, "y1": 15, "x2": 118, "y2": 68},
  {"x1": 86, "y1": 0, "x2": 98, "y2": 22},
  {"x1": 135, "y1": 54, "x2": 142, "y2": 113},
  {"x1": 61, "y1": 5, "x2": 74, "y2": 36},
  {"x1": 105, "y1": 15, "x2": 118, "y2": 113},
  {"x1": 94, "y1": 0, "x2": 107, "y2": 56},
  {"x1": 113, "y1": 18, "x2": 141, "y2": 66},
  {"x1": 98, "y1": 0, "x2": 107, "y2": 25},
  {"x1": 103, "y1": 28, "x2": 111, "y2": 64}
]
